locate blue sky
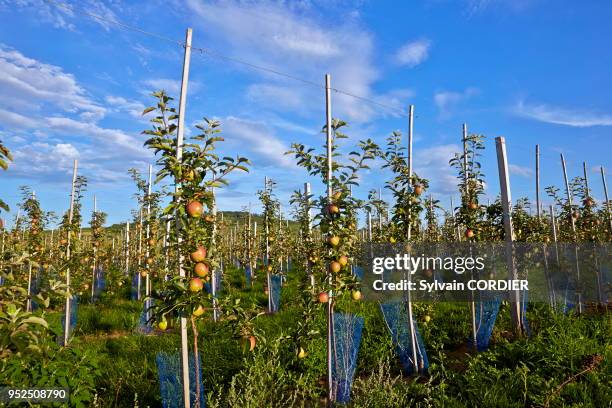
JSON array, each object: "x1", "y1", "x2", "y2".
[{"x1": 1, "y1": 0, "x2": 611, "y2": 227}]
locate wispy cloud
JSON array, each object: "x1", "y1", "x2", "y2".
[
  {"x1": 514, "y1": 100, "x2": 612, "y2": 127},
  {"x1": 221, "y1": 116, "x2": 297, "y2": 169},
  {"x1": 0, "y1": 46, "x2": 151, "y2": 183},
  {"x1": 509, "y1": 163, "x2": 534, "y2": 177},
  {"x1": 3, "y1": 0, "x2": 120, "y2": 31},
  {"x1": 434, "y1": 88, "x2": 479, "y2": 118},
  {"x1": 184, "y1": 0, "x2": 399, "y2": 122},
  {"x1": 395, "y1": 39, "x2": 432, "y2": 67},
  {"x1": 0, "y1": 44, "x2": 106, "y2": 121},
  {"x1": 465, "y1": 0, "x2": 538, "y2": 15}
]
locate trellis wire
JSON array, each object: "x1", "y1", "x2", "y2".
[
  {"x1": 332, "y1": 313, "x2": 364, "y2": 404},
  {"x1": 156, "y1": 352, "x2": 206, "y2": 408},
  {"x1": 380, "y1": 301, "x2": 429, "y2": 374}
]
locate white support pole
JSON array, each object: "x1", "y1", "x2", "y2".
[
  {"x1": 91, "y1": 195, "x2": 97, "y2": 302},
  {"x1": 125, "y1": 222, "x2": 130, "y2": 276},
  {"x1": 264, "y1": 177, "x2": 271, "y2": 312},
  {"x1": 175, "y1": 27, "x2": 193, "y2": 408},
  {"x1": 63, "y1": 159, "x2": 78, "y2": 346},
  {"x1": 211, "y1": 188, "x2": 219, "y2": 322},
  {"x1": 325, "y1": 73, "x2": 334, "y2": 404},
  {"x1": 495, "y1": 137, "x2": 522, "y2": 334},
  {"x1": 405, "y1": 105, "x2": 418, "y2": 373},
  {"x1": 145, "y1": 165, "x2": 153, "y2": 320}
]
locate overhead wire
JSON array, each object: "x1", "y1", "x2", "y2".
[{"x1": 42, "y1": 0, "x2": 409, "y2": 118}]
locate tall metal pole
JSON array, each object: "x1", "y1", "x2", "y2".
[
  {"x1": 63, "y1": 159, "x2": 78, "y2": 346},
  {"x1": 325, "y1": 73, "x2": 334, "y2": 404},
  {"x1": 175, "y1": 28, "x2": 193, "y2": 408}
]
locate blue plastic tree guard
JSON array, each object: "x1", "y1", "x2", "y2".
[
  {"x1": 352, "y1": 265, "x2": 364, "y2": 279},
  {"x1": 137, "y1": 299, "x2": 155, "y2": 334},
  {"x1": 245, "y1": 264, "x2": 252, "y2": 287},
  {"x1": 131, "y1": 273, "x2": 139, "y2": 300},
  {"x1": 380, "y1": 302, "x2": 429, "y2": 374},
  {"x1": 521, "y1": 290, "x2": 531, "y2": 337},
  {"x1": 269, "y1": 274, "x2": 282, "y2": 313},
  {"x1": 31, "y1": 270, "x2": 42, "y2": 310},
  {"x1": 156, "y1": 352, "x2": 206, "y2": 408},
  {"x1": 332, "y1": 313, "x2": 364, "y2": 404},
  {"x1": 93, "y1": 267, "x2": 106, "y2": 301},
  {"x1": 468, "y1": 296, "x2": 501, "y2": 351},
  {"x1": 58, "y1": 295, "x2": 78, "y2": 346}
]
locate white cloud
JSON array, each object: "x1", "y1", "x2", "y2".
[
  {"x1": 105, "y1": 95, "x2": 146, "y2": 118},
  {"x1": 466, "y1": 0, "x2": 537, "y2": 15},
  {"x1": 514, "y1": 100, "x2": 612, "y2": 127},
  {"x1": 222, "y1": 116, "x2": 296, "y2": 169},
  {"x1": 0, "y1": 44, "x2": 106, "y2": 121},
  {"x1": 3, "y1": 0, "x2": 120, "y2": 31},
  {"x1": 45, "y1": 116, "x2": 148, "y2": 158},
  {"x1": 434, "y1": 88, "x2": 479, "y2": 117},
  {"x1": 414, "y1": 144, "x2": 461, "y2": 194},
  {"x1": 509, "y1": 163, "x2": 534, "y2": 177},
  {"x1": 0, "y1": 108, "x2": 39, "y2": 128},
  {"x1": 395, "y1": 39, "x2": 432, "y2": 67},
  {"x1": 246, "y1": 84, "x2": 306, "y2": 111},
  {"x1": 184, "y1": 0, "x2": 391, "y2": 122}
]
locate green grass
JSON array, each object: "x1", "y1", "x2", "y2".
[{"x1": 49, "y1": 264, "x2": 610, "y2": 407}]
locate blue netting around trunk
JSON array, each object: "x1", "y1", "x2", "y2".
[
  {"x1": 58, "y1": 295, "x2": 78, "y2": 345},
  {"x1": 204, "y1": 269, "x2": 223, "y2": 295},
  {"x1": 245, "y1": 264, "x2": 252, "y2": 287},
  {"x1": 137, "y1": 299, "x2": 155, "y2": 334},
  {"x1": 131, "y1": 273, "x2": 139, "y2": 300},
  {"x1": 93, "y1": 267, "x2": 106, "y2": 300},
  {"x1": 31, "y1": 270, "x2": 42, "y2": 310},
  {"x1": 380, "y1": 302, "x2": 429, "y2": 374},
  {"x1": 601, "y1": 266, "x2": 611, "y2": 303},
  {"x1": 521, "y1": 290, "x2": 531, "y2": 336},
  {"x1": 352, "y1": 265, "x2": 364, "y2": 279},
  {"x1": 469, "y1": 296, "x2": 501, "y2": 351},
  {"x1": 269, "y1": 274, "x2": 282, "y2": 313},
  {"x1": 156, "y1": 352, "x2": 206, "y2": 408},
  {"x1": 332, "y1": 313, "x2": 364, "y2": 404}
]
